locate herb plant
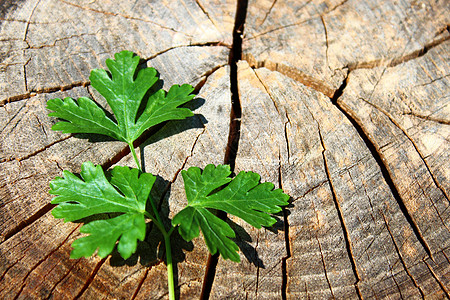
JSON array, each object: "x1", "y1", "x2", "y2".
[{"x1": 47, "y1": 50, "x2": 289, "y2": 299}]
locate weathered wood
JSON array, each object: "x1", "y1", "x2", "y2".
[
  {"x1": 226, "y1": 61, "x2": 442, "y2": 298},
  {"x1": 1, "y1": 0, "x2": 449, "y2": 299},
  {"x1": 243, "y1": 0, "x2": 449, "y2": 96},
  {"x1": 236, "y1": 0, "x2": 450, "y2": 298},
  {"x1": 0, "y1": 1, "x2": 232, "y2": 298}
]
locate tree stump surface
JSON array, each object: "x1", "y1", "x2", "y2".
[{"x1": 0, "y1": 0, "x2": 449, "y2": 299}]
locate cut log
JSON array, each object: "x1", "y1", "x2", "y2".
[{"x1": 1, "y1": 0, "x2": 449, "y2": 299}]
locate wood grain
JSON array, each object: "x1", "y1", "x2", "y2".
[{"x1": 1, "y1": 0, "x2": 449, "y2": 299}]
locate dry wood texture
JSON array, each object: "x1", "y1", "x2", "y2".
[{"x1": 0, "y1": 0, "x2": 449, "y2": 299}]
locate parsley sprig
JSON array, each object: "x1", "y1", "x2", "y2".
[
  {"x1": 47, "y1": 51, "x2": 289, "y2": 299},
  {"x1": 47, "y1": 50, "x2": 194, "y2": 170}
]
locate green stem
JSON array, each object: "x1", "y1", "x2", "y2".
[
  {"x1": 167, "y1": 225, "x2": 176, "y2": 237},
  {"x1": 149, "y1": 196, "x2": 163, "y2": 226},
  {"x1": 133, "y1": 141, "x2": 175, "y2": 299},
  {"x1": 164, "y1": 232, "x2": 176, "y2": 300},
  {"x1": 144, "y1": 211, "x2": 165, "y2": 234},
  {"x1": 128, "y1": 142, "x2": 142, "y2": 172},
  {"x1": 144, "y1": 212, "x2": 177, "y2": 300}
]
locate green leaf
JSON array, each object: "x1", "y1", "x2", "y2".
[
  {"x1": 49, "y1": 162, "x2": 156, "y2": 259},
  {"x1": 47, "y1": 50, "x2": 195, "y2": 144},
  {"x1": 173, "y1": 206, "x2": 240, "y2": 262},
  {"x1": 172, "y1": 164, "x2": 290, "y2": 262},
  {"x1": 47, "y1": 97, "x2": 123, "y2": 140},
  {"x1": 70, "y1": 213, "x2": 146, "y2": 259}
]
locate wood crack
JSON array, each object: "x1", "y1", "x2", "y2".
[
  {"x1": 347, "y1": 29, "x2": 450, "y2": 71},
  {"x1": 2, "y1": 68, "x2": 219, "y2": 165},
  {"x1": 73, "y1": 257, "x2": 107, "y2": 299},
  {"x1": 33, "y1": 112, "x2": 48, "y2": 138},
  {"x1": 402, "y1": 111, "x2": 450, "y2": 125},
  {"x1": 172, "y1": 127, "x2": 206, "y2": 181},
  {"x1": 251, "y1": 64, "x2": 292, "y2": 163},
  {"x1": 413, "y1": 74, "x2": 450, "y2": 88},
  {"x1": 0, "y1": 221, "x2": 77, "y2": 285},
  {"x1": 194, "y1": 0, "x2": 220, "y2": 32},
  {"x1": 390, "y1": 266, "x2": 405, "y2": 300},
  {"x1": 315, "y1": 234, "x2": 336, "y2": 299},
  {"x1": 200, "y1": 0, "x2": 247, "y2": 298},
  {"x1": 318, "y1": 126, "x2": 363, "y2": 299},
  {"x1": 336, "y1": 154, "x2": 372, "y2": 176},
  {"x1": 330, "y1": 76, "x2": 434, "y2": 260},
  {"x1": 1, "y1": 106, "x2": 28, "y2": 139},
  {"x1": 5, "y1": 0, "x2": 446, "y2": 298},
  {"x1": 0, "y1": 252, "x2": 28, "y2": 284},
  {"x1": 311, "y1": 191, "x2": 337, "y2": 298},
  {"x1": 45, "y1": 260, "x2": 81, "y2": 299},
  {"x1": 442, "y1": 250, "x2": 450, "y2": 264},
  {"x1": 1, "y1": 135, "x2": 73, "y2": 164},
  {"x1": 247, "y1": 0, "x2": 347, "y2": 40},
  {"x1": 279, "y1": 153, "x2": 291, "y2": 300},
  {"x1": 1, "y1": 203, "x2": 55, "y2": 244},
  {"x1": 299, "y1": 94, "x2": 362, "y2": 296},
  {"x1": 23, "y1": 56, "x2": 30, "y2": 92},
  {"x1": 60, "y1": 0, "x2": 189, "y2": 35},
  {"x1": 299, "y1": 180, "x2": 328, "y2": 199},
  {"x1": 193, "y1": 64, "x2": 228, "y2": 94},
  {"x1": 143, "y1": 42, "x2": 231, "y2": 63},
  {"x1": 423, "y1": 259, "x2": 450, "y2": 298},
  {"x1": 22, "y1": 0, "x2": 41, "y2": 95},
  {"x1": 245, "y1": 27, "x2": 448, "y2": 102},
  {"x1": 0, "y1": 174, "x2": 40, "y2": 207},
  {"x1": 360, "y1": 183, "x2": 376, "y2": 223},
  {"x1": 245, "y1": 55, "x2": 336, "y2": 98},
  {"x1": 130, "y1": 267, "x2": 150, "y2": 300},
  {"x1": 359, "y1": 97, "x2": 449, "y2": 203},
  {"x1": 327, "y1": 0, "x2": 349, "y2": 14},
  {"x1": 0, "y1": 17, "x2": 66, "y2": 25},
  {"x1": 319, "y1": 15, "x2": 330, "y2": 71},
  {"x1": 158, "y1": 126, "x2": 206, "y2": 214},
  {"x1": 254, "y1": 231, "x2": 260, "y2": 298},
  {"x1": 284, "y1": 112, "x2": 291, "y2": 162},
  {"x1": 381, "y1": 212, "x2": 426, "y2": 298},
  {"x1": 12, "y1": 225, "x2": 79, "y2": 299},
  {"x1": 0, "y1": 81, "x2": 90, "y2": 107},
  {"x1": 252, "y1": 67, "x2": 281, "y2": 115},
  {"x1": 258, "y1": 0, "x2": 277, "y2": 27},
  {"x1": 0, "y1": 101, "x2": 26, "y2": 134},
  {"x1": 23, "y1": 0, "x2": 41, "y2": 42},
  {"x1": 409, "y1": 167, "x2": 450, "y2": 234},
  {"x1": 27, "y1": 32, "x2": 100, "y2": 49},
  {"x1": 246, "y1": 17, "x2": 313, "y2": 40}
]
